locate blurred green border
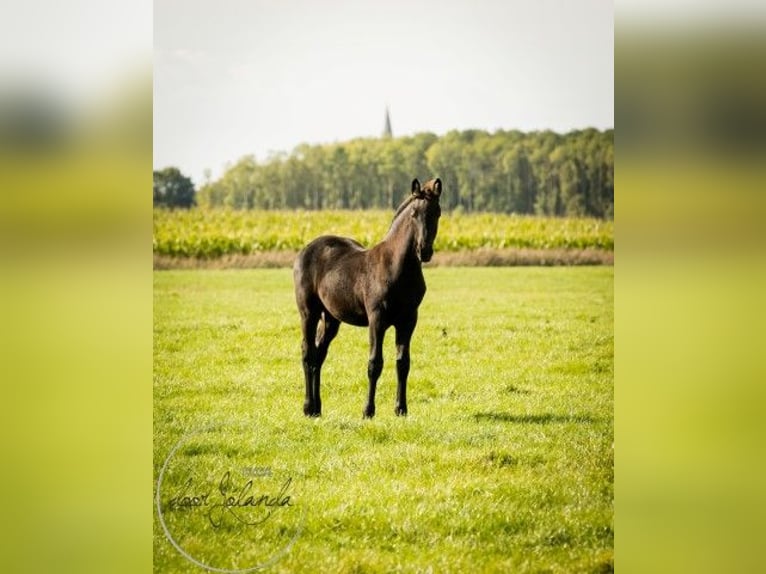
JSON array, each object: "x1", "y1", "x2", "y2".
[{"x1": 616, "y1": 25, "x2": 766, "y2": 574}]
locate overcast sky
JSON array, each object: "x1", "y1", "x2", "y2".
[{"x1": 154, "y1": 0, "x2": 613, "y2": 184}]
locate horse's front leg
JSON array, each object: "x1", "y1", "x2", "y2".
[
  {"x1": 394, "y1": 315, "x2": 417, "y2": 416},
  {"x1": 363, "y1": 313, "x2": 385, "y2": 419}
]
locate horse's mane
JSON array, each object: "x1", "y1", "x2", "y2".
[{"x1": 392, "y1": 195, "x2": 416, "y2": 222}]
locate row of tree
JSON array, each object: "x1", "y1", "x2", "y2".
[
  {"x1": 169, "y1": 128, "x2": 613, "y2": 217},
  {"x1": 154, "y1": 167, "x2": 195, "y2": 208}
]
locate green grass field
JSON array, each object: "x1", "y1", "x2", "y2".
[{"x1": 153, "y1": 267, "x2": 613, "y2": 573}]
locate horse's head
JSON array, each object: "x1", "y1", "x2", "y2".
[{"x1": 409, "y1": 178, "x2": 442, "y2": 262}]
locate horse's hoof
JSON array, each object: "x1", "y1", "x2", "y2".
[
  {"x1": 395, "y1": 407, "x2": 408, "y2": 416},
  {"x1": 363, "y1": 408, "x2": 375, "y2": 419},
  {"x1": 304, "y1": 405, "x2": 321, "y2": 417}
]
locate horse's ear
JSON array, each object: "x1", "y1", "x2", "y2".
[
  {"x1": 433, "y1": 178, "x2": 442, "y2": 197},
  {"x1": 411, "y1": 178, "x2": 421, "y2": 196}
]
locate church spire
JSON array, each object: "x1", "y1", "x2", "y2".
[{"x1": 383, "y1": 106, "x2": 392, "y2": 138}]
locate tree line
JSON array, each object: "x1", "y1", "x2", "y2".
[{"x1": 183, "y1": 128, "x2": 613, "y2": 218}]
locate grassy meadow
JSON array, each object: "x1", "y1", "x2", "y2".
[{"x1": 153, "y1": 267, "x2": 613, "y2": 573}]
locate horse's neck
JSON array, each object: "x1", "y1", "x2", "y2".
[{"x1": 381, "y1": 215, "x2": 419, "y2": 271}]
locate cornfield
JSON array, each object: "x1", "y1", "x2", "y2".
[{"x1": 153, "y1": 209, "x2": 613, "y2": 258}]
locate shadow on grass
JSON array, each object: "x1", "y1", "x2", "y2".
[
  {"x1": 473, "y1": 412, "x2": 605, "y2": 424},
  {"x1": 504, "y1": 384, "x2": 531, "y2": 395}
]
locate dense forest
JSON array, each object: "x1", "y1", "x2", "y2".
[{"x1": 194, "y1": 128, "x2": 613, "y2": 218}]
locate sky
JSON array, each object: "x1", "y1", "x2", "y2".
[{"x1": 154, "y1": 0, "x2": 613, "y2": 185}]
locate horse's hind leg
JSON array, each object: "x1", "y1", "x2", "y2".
[
  {"x1": 313, "y1": 312, "x2": 340, "y2": 414},
  {"x1": 299, "y1": 306, "x2": 321, "y2": 416},
  {"x1": 316, "y1": 312, "x2": 340, "y2": 368}
]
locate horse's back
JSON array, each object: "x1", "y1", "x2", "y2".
[{"x1": 294, "y1": 235, "x2": 365, "y2": 276}]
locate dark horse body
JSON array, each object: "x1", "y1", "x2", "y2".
[{"x1": 293, "y1": 178, "x2": 442, "y2": 418}]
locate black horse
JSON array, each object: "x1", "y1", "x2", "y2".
[{"x1": 293, "y1": 178, "x2": 442, "y2": 418}]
